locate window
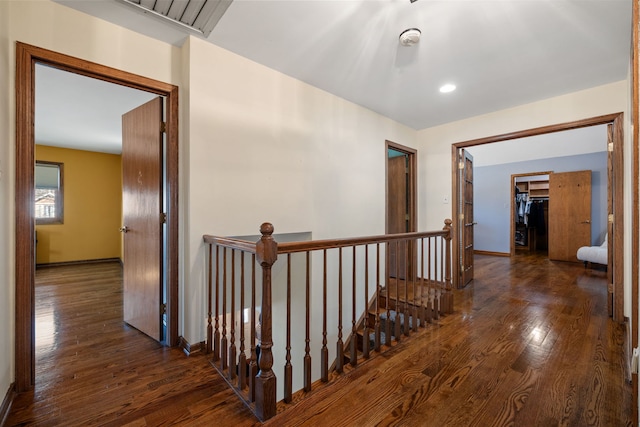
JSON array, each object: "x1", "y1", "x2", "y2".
[{"x1": 35, "y1": 161, "x2": 63, "y2": 224}]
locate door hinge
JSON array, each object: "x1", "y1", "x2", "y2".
[
  {"x1": 161, "y1": 303, "x2": 167, "y2": 315},
  {"x1": 405, "y1": 214, "x2": 410, "y2": 221},
  {"x1": 459, "y1": 213, "x2": 464, "y2": 220},
  {"x1": 608, "y1": 142, "x2": 614, "y2": 152},
  {"x1": 160, "y1": 122, "x2": 167, "y2": 133},
  {"x1": 458, "y1": 161, "x2": 464, "y2": 170},
  {"x1": 161, "y1": 213, "x2": 167, "y2": 224},
  {"x1": 608, "y1": 214, "x2": 614, "y2": 223},
  {"x1": 632, "y1": 348, "x2": 639, "y2": 374}
]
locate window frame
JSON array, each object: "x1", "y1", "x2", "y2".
[{"x1": 35, "y1": 160, "x2": 64, "y2": 225}]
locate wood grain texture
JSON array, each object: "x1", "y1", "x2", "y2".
[
  {"x1": 548, "y1": 170, "x2": 592, "y2": 262},
  {"x1": 7, "y1": 254, "x2": 632, "y2": 426},
  {"x1": 122, "y1": 97, "x2": 163, "y2": 341},
  {"x1": 263, "y1": 253, "x2": 632, "y2": 426}
]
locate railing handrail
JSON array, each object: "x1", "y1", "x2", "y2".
[
  {"x1": 204, "y1": 229, "x2": 450, "y2": 254},
  {"x1": 202, "y1": 219, "x2": 453, "y2": 422}
]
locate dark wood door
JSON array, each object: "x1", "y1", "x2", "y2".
[
  {"x1": 388, "y1": 154, "x2": 409, "y2": 279},
  {"x1": 460, "y1": 150, "x2": 474, "y2": 286},
  {"x1": 122, "y1": 97, "x2": 163, "y2": 341},
  {"x1": 548, "y1": 170, "x2": 591, "y2": 262}
]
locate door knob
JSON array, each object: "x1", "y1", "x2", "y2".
[{"x1": 119, "y1": 226, "x2": 129, "y2": 233}]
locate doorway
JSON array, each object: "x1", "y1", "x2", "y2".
[
  {"x1": 451, "y1": 114, "x2": 624, "y2": 324},
  {"x1": 512, "y1": 172, "x2": 551, "y2": 256},
  {"x1": 15, "y1": 42, "x2": 180, "y2": 392},
  {"x1": 386, "y1": 140, "x2": 416, "y2": 280}
]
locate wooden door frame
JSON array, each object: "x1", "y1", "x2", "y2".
[
  {"x1": 385, "y1": 140, "x2": 417, "y2": 279},
  {"x1": 510, "y1": 171, "x2": 552, "y2": 256},
  {"x1": 630, "y1": 1, "x2": 638, "y2": 423},
  {"x1": 15, "y1": 42, "x2": 180, "y2": 392},
  {"x1": 451, "y1": 113, "x2": 624, "y2": 322}
]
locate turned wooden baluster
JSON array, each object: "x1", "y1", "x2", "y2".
[
  {"x1": 384, "y1": 243, "x2": 391, "y2": 346},
  {"x1": 350, "y1": 246, "x2": 357, "y2": 367},
  {"x1": 255, "y1": 223, "x2": 277, "y2": 421},
  {"x1": 229, "y1": 250, "x2": 237, "y2": 381},
  {"x1": 362, "y1": 245, "x2": 370, "y2": 359},
  {"x1": 411, "y1": 239, "x2": 418, "y2": 332},
  {"x1": 419, "y1": 237, "x2": 426, "y2": 327},
  {"x1": 404, "y1": 239, "x2": 410, "y2": 337},
  {"x1": 374, "y1": 243, "x2": 381, "y2": 351},
  {"x1": 304, "y1": 251, "x2": 312, "y2": 391},
  {"x1": 394, "y1": 241, "x2": 401, "y2": 341},
  {"x1": 426, "y1": 236, "x2": 433, "y2": 323},
  {"x1": 284, "y1": 254, "x2": 292, "y2": 403},
  {"x1": 433, "y1": 238, "x2": 440, "y2": 320},
  {"x1": 249, "y1": 254, "x2": 257, "y2": 402},
  {"x1": 207, "y1": 245, "x2": 213, "y2": 354},
  {"x1": 321, "y1": 249, "x2": 329, "y2": 382},
  {"x1": 336, "y1": 248, "x2": 344, "y2": 374},
  {"x1": 221, "y1": 248, "x2": 228, "y2": 370},
  {"x1": 214, "y1": 246, "x2": 221, "y2": 360},
  {"x1": 238, "y1": 253, "x2": 247, "y2": 390},
  {"x1": 443, "y1": 218, "x2": 453, "y2": 313}
]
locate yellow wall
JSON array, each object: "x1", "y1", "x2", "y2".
[{"x1": 35, "y1": 145, "x2": 122, "y2": 264}]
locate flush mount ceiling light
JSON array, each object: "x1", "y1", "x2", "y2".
[
  {"x1": 439, "y1": 83, "x2": 457, "y2": 93},
  {"x1": 399, "y1": 28, "x2": 421, "y2": 47}
]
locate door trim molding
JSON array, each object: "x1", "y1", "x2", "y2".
[
  {"x1": 451, "y1": 113, "x2": 624, "y2": 323},
  {"x1": 15, "y1": 42, "x2": 180, "y2": 392},
  {"x1": 385, "y1": 141, "x2": 417, "y2": 235}
]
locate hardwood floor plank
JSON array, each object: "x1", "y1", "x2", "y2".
[{"x1": 6, "y1": 254, "x2": 632, "y2": 426}]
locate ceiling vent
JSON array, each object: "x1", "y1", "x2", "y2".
[{"x1": 117, "y1": 0, "x2": 233, "y2": 37}]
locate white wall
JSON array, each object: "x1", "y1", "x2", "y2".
[
  {"x1": 0, "y1": 0, "x2": 14, "y2": 406},
  {"x1": 417, "y1": 80, "x2": 631, "y2": 316}
]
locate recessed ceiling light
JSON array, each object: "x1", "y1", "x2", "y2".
[{"x1": 439, "y1": 84, "x2": 457, "y2": 93}]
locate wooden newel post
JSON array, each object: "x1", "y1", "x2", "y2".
[
  {"x1": 443, "y1": 219, "x2": 453, "y2": 314},
  {"x1": 255, "y1": 222, "x2": 277, "y2": 421}
]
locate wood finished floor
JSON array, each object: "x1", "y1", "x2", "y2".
[{"x1": 6, "y1": 253, "x2": 632, "y2": 426}]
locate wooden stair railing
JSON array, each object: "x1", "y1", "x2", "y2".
[{"x1": 203, "y1": 219, "x2": 453, "y2": 422}]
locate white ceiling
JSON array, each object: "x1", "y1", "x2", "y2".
[
  {"x1": 40, "y1": 0, "x2": 632, "y2": 153},
  {"x1": 35, "y1": 64, "x2": 156, "y2": 154},
  {"x1": 467, "y1": 124, "x2": 608, "y2": 167}
]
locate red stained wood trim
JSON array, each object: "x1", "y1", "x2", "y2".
[{"x1": 15, "y1": 42, "x2": 180, "y2": 392}]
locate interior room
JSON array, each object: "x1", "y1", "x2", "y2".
[{"x1": 1, "y1": 0, "x2": 637, "y2": 425}]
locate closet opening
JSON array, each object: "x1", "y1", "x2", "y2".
[{"x1": 512, "y1": 172, "x2": 550, "y2": 256}]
